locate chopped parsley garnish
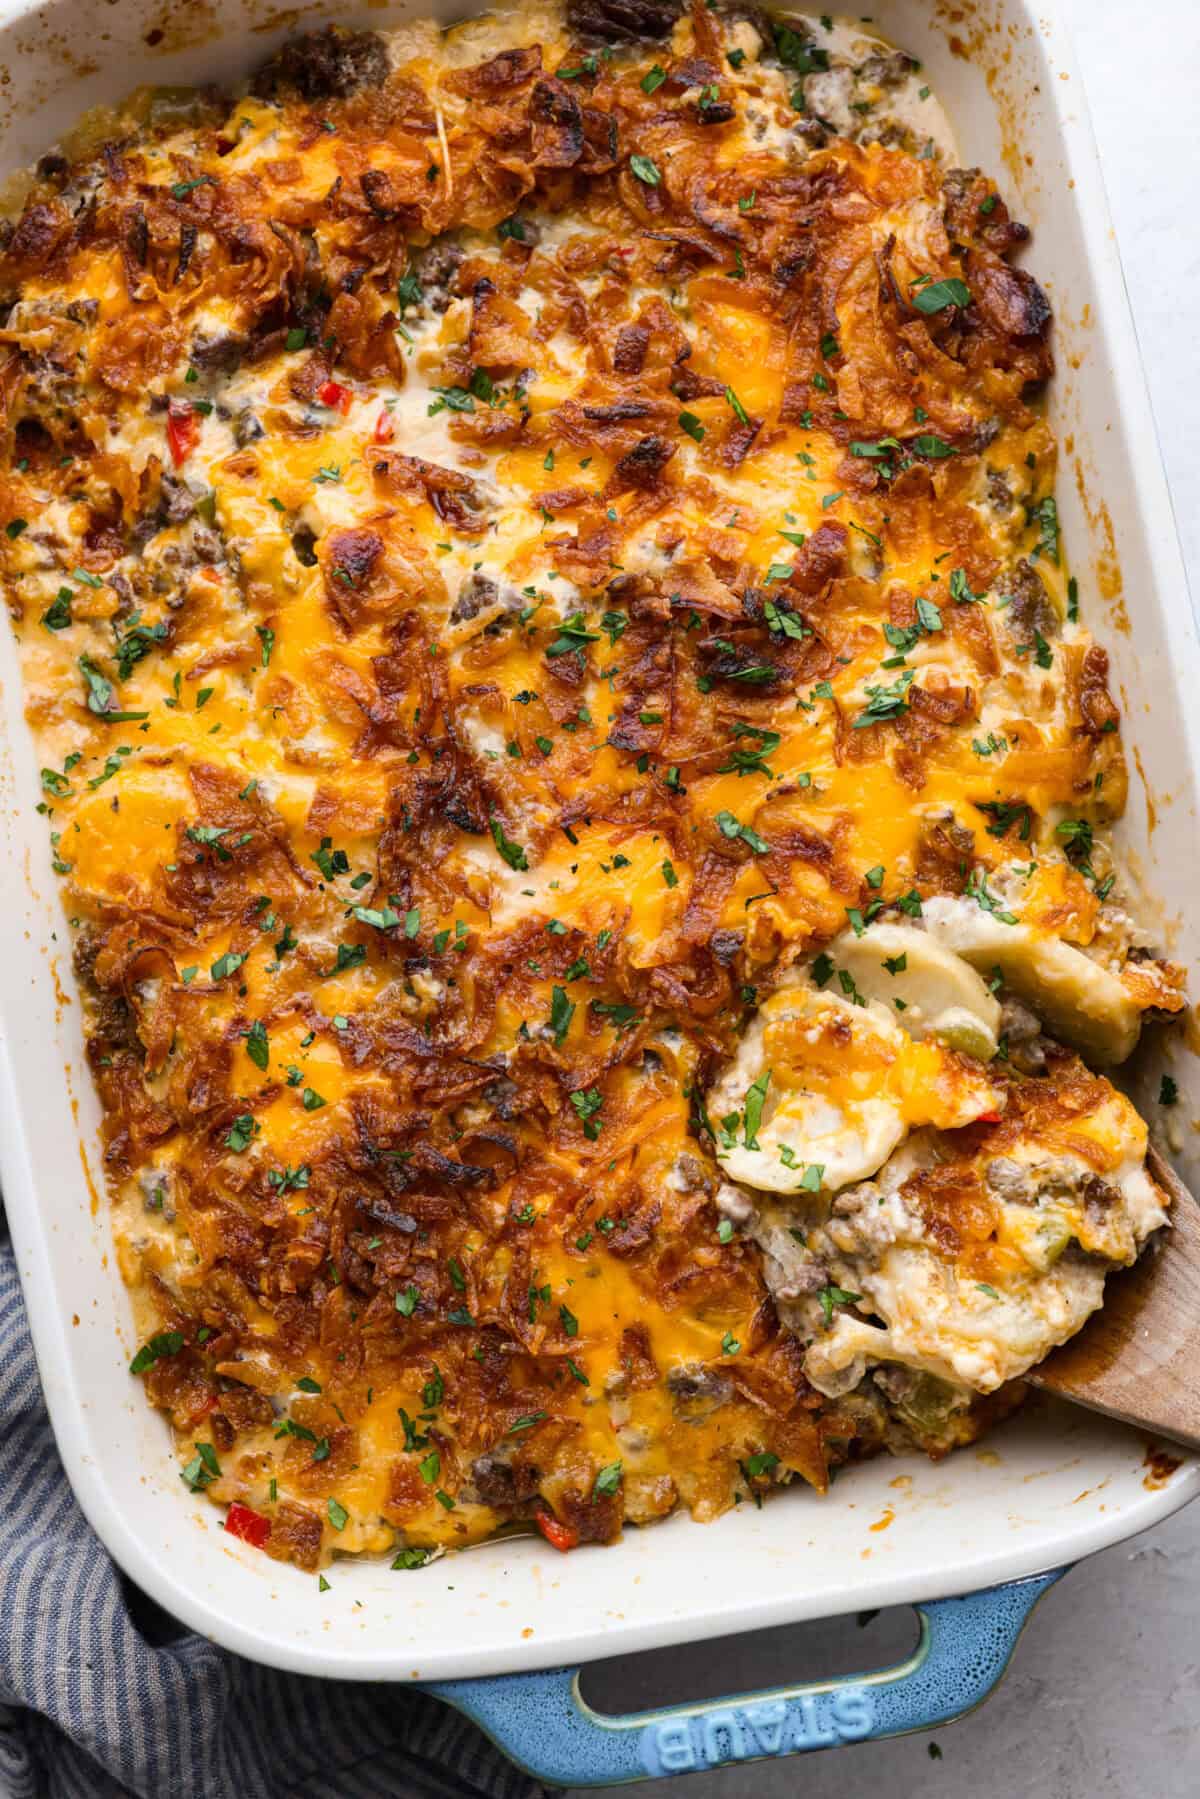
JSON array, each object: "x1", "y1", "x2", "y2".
[
  {"x1": 129, "y1": 1331, "x2": 185, "y2": 1374},
  {"x1": 352, "y1": 904, "x2": 401, "y2": 931},
  {"x1": 311, "y1": 837, "x2": 350, "y2": 881},
  {"x1": 171, "y1": 175, "x2": 214, "y2": 201},
  {"x1": 1055, "y1": 817, "x2": 1094, "y2": 864},
  {"x1": 490, "y1": 814, "x2": 529, "y2": 871},
  {"x1": 392, "y1": 1547, "x2": 432, "y2": 1570},
  {"x1": 817, "y1": 1284, "x2": 861, "y2": 1328},
  {"x1": 949, "y1": 567, "x2": 982, "y2": 606},
  {"x1": 977, "y1": 800, "x2": 1033, "y2": 842},
  {"x1": 550, "y1": 985, "x2": 575, "y2": 1046},
  {"x1": 743, "y1": 1068, "x2": 770, "y2": 1150},
  {"x1": 916, "y1": 596, "x2": 943, "y2": 634},
  {"x1": 1029, "y1": 494, "x2": 1060, "y2": 565},
  {"x1": 911, "y1": 277, "x2": 971, "y2": 314},
  {"x1": 724, "y1": 386, "x2": 750, "y2": 426},
  {"x1": 41, "y1": 589, "x2": 73, "y2": 631},
  {"x1": 850, "y1": 436, "x2": 901, "y2": 463},
  {"x1": 427, "y1": 387, "x2": 477, "y2": 417},
  {"x1": 718, "y1": 722, "x2": 780, "y2": 777},
  {"x1": 774, "y1": 25, "x2": 829, "y2": 75},
  {"x1": 545, "y1": 612, "x2": 601, "y2": 659},
  {"x1": 507, "y1": 1412, "x2": 547, "y2": 1436},
  {"x1": 716, "y1": 810, "x2": 769, "y2": 854},
  {"x1": 592, "y1": 1460, "x2": 623, "y2": 1499},
  {"x1": 853, "y1": 669, "x2": 914, "y2": 727},
  {"x1": 964, "y1": 869, "x2": 1019, "y2": 925},
  {"x1": 225, "y1": 1113, "x2": 258, "y2": 1153},
  {"x1": 327, "y1": 944, "x2": 365, "y2": 976},
  {"x1": 180, "y1": 1442, "x2": 220, "y2": 1491},
  {"x1": 743, "y1": 1450, "x2": 779, "y2": 1478},
  {"x1": 591, "y1": 999, "x2": 639, "y2": 1030},
  {"x1": 570, "y1": 1087, "x2": 604, "y2": 1140},
  {"x1": 113, "y1": 616, "x2": 169, "y2": 681},
  {"x1": 78, "y1": 656, "x2": 149, "y2": 723},
  {"x1": 268, "y1": 1164, "x2": 310, "y2": 1194}
]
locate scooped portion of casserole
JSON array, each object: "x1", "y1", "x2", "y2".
[{"x1": 0, "y1": 0, "x2": 1184, "y2": 1571}]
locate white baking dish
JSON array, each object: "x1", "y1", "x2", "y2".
[{"x1": 1, "y1": 0, "x2": 1197, "y2": 1743}]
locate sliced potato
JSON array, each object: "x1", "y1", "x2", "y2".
[
  {"x1": 921, "y1": 895, "x2": 1140, "y2": 1066},
  {"x1": 797, "y1": 1086, "x2": 1164, "y2": 1396},
  {"x1": 706, "y1": 980, "x2": 1003, "y2": 1196},
  {"x1": 827, "y1": 920, "x2": 1001, "y2": 1060}
]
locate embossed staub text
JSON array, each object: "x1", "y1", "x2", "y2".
[{"x1": 639, "y1": 1688, "x2": 875, "y2": 1776}]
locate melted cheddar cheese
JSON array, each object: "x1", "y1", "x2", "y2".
[{"x1": 0, "y1": 1, "x2": 1184, "y2": 1571}]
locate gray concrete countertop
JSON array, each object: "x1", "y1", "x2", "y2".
[{"x1": 566, "y1": 3, "x2": 1200, "y2": 1790}]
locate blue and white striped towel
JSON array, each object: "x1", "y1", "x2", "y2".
[{"x1": 0, "y1": 1206, "x2": 548, "y2": 1799}]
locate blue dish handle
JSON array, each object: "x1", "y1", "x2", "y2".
[{"x1": 425, "y1": 1567, "x2": 1066, "y2": 1787}]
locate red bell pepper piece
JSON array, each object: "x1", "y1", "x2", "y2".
[
  {"x1": 372, "y1": 408, "x2": 395, "y2": 443},
  {"x1": 318, "y1": 379, "x2": 352, "y2": 414},
  {"x1": 534, "y1": 1509, "x2": 579, "y2": 1553},
  {"x1": 166, "y1": 401, "x2": 200, "y2": 467},
  {"x1": 182, "y1": 1391, "x2": 218, "y2": 1429},
  {"x1": 224, "y1": 1501, "x2": 271, "y2": 1549}
]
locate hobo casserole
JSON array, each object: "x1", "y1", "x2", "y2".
[{"x1": 0, "y1": 1, "x2": 1186, "y2": 1572}]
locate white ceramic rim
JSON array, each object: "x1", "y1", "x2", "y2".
[{"x1": 0, "y1": 0, "x2": 1197, "y2": 1681}]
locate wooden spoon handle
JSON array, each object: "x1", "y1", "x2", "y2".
[{"x1": 1029, "y1": 1147, "x2": 1200, "y2": 1453}]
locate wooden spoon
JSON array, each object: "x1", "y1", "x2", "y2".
[{"x1": 1029, "y1": 1146, "x2": 1200, "y2": 1453}]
